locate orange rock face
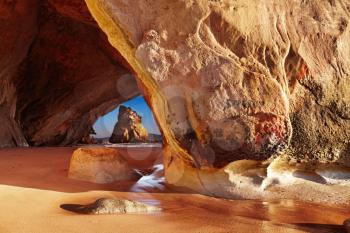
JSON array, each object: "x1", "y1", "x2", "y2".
[
  {"x1": 109, "y1": 106, "x2": 149, "y2": 143},
  {"x1": 0, "y1": 0, "x2": 350, "y2": 202},
  {"x1": 85, "y1": 0, "x2": 350, "y2": 167},
  {"x1": 68, "y1": 147, "x2": 139, "y2": 183},
  {"x1": 0, "y1": 0, "x2": 349, "y2": 166}
]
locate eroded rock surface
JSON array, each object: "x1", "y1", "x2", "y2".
[
  {"x1": 85, "y1": 0, "x2": 350, "y2": 166},
  {"x1": 68, "y1": 147, "x2": 140, "y2": 183},
  {"x1": 0, "y1": 0, "x2": 350, "y2": 202},
  {"x1": 60, "y1": 198, "x2": 161, "y2": 215},
  {"x1": 0, "y1": 0, "x2": 138, "y2": 147},
  {"x1": 0, "y1": 0, "x2": 38, "y2": 147},
  {"x1": 84, "y1": 0, "x2": 350, "y2": 199},
  {"x1": 109, "y1": 106, "x2": 149, "y2": 143}
]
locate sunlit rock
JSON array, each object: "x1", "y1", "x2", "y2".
[
  {"x1": 85, "y1": 0, "x2": 350, "y2": 201},
  {"x1": 0, "y1": 0, "x2": 349, "y2": 204},
  {"x1": 60, "y1": 198, "x2": 161, "y2": 215},
  {"x1": 68, "y1": 147, "x2": 139, "y2": 183},
  {"x1": 109, "y1": 106, "x2": 149, "y2": 143},
  {"x1": 85, "y1": 0, "x2": 350, "y2": 167}
]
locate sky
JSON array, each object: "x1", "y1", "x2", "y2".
[{"x1": 93, "y1": 96, "x2": 161, "y2": 138}]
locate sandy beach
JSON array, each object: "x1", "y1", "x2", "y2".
[{"x1": 0, "y1": 147, "x2": 349, "y2": 233}]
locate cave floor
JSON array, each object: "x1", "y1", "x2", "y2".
[{"x1": 0, "y1": 147, "x2": 348, "y2": 233}]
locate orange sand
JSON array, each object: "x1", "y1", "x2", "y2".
[{"x1": 0, "y1": 147, "x2": 349, "y2": 233}]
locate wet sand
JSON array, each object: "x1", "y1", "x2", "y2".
[{"x1": 0, "y1": 147, "x2": 349, "y2": 233}]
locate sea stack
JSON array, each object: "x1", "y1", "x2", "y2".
[{"x1": 109, "y1": 106, "x2": 149, "y2": 143}]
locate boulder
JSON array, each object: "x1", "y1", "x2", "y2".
[
  {"x1": 109, "y1": 106, "x2": 149, "y2": 143},
  {"x1": 60, "y1": 198, "x2": 161, "y2": 214},
  {"x1": 68, "y1": 147, "x2": 139, "y2": 183}
]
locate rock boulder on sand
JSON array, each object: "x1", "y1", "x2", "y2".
[
  {"x1": 60, "y1": 198, "x2": 161, "y2": 215},
  {"x1": 68, "y1": 147, "x2": 139, "y2": 183},
  {"x1": 109, "y1": 106, "x2": 149, "y2": 143}
]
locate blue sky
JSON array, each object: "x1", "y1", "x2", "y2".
[{"x1": 93, "y1": 96, "x2": 161, "y2": 138}]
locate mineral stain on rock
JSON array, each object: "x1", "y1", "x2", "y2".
[{"x1": 60, "y1": 198, "x2": 161, "y2": 215}]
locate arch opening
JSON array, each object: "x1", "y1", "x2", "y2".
[{"x1": 91, "y1": 95, "x2": 162, "y2": 145}]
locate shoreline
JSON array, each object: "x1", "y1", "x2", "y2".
[{"x1": 0, "y1": 147, "x2": 349, "y2": 233}]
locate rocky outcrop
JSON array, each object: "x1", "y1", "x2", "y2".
[
  {"x1": 1, "y1": 0, "x2": 350, "y2": 202},
  {"x1": 17, "y1": 2, "x2": 140, "y2": 146},
  {"x1": 85, "y1": 0, "x2": 350, "y2": 198},
  {"x1": 68, "y1": 147, "x2": 140, "y2": 183},
  {"x1": 109, "y1": 106, "x2": 149, "y2": 143},
  {"x1": 60, "y1": 198, "x2": 161, "y2": 215},
  {"x1": 0, "y1": 1, "x2": 139, "y2": 147},
  {"x1": 86, "y1": 0, "x2": 350, "y2": 167}
]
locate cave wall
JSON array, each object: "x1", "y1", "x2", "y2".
[
  {"x1": 0, "y1": 0, "x2": 38, "y2": 147},
  {"x1": 16, "y1": 3, "x2": 139, "y2": 146},
  {"x1": 0, "y1": 0, "x2": 349, "y2": 169},
  {"x1": 85, "y1": 0, "x2": 350, "y2": 167},
  {"x1": 0, "y1": 0, "x2": 139, "y2": 147}
]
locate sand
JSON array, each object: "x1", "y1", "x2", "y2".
[{"x1": 0, "y1": 147, "x2": 349, "y2": 233}]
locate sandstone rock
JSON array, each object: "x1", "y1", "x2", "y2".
[
  {"x1": 60, "y1": 198, "x2": 161, "y2": 214},
  {"x1": 68, "y1": 147, "x2": 139, "y2": 183},
  {"x1": 0, "y1": 0, "x2": 38, "y2": 147},
  {"x1": 79, "y1": 128, "x2": 97, "y2": 144},
  {"x1": 16, "y1": 3, "x2": 139, "y2": 146},
  {"x1": 0, "y1": 1, "x2": 139, "y2": 147},
  {"x1": 109, "y1": 106, "x2": 149, "y2": 143},
  {"x1": 85, "y1": 0, "x2": 350, "y2": 167},
  {"x1": 0, "y1": 0, "x2": 350, "y2": 203},
  {"x1": 84, "y1": 0, "x2": 350, "y2": 199}
]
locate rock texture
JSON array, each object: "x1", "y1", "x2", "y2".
[
  {"x1": 60, "y1": 198, "x2": 161, "y2": 215},
  {"x1": 0, "y1": 0, "x2": 38, "y2": 147},
  {"x1": 0, "y1": 0, "x2": 139, "y2": 147},
  {"x1": 85, "y1": 0, "x2": 350, "y2": 165},
  {"x1": 109, "y1": 106, "x2": 149, "y2": 143},
  {"x1": 1, "y1": 0, "x2": 350, "y2": 201},
  {"x1": 84, "y1": 0, "x2": 350, "y2": 197},
  {"x1": 79, "y1": 128, "x2": 97, "y2": 144},
  {"x1": 68, "y1": 147, "x2": 139, "y2": 183}
]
